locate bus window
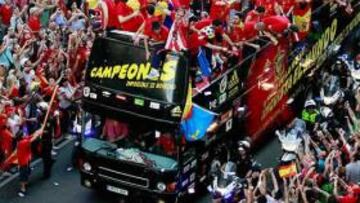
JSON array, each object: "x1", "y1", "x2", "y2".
[{"x1": 102, "y1": 118, "x2": 129, "y2": 143}]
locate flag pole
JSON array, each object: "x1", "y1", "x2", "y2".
[{"x1": 1, "y1": 86, "x2": 59, "y2": 171}]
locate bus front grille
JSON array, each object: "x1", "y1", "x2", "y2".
[{"x1": 98, "y1": 166, "x2": 149, "y2": 188}]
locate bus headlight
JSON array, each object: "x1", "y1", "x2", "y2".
[
  {"x1": 157, "y1": 182, "x2": 166, "y2": 192},
  {"x1": 83, "y1": 162, "x2": 92, "y2": 172}
]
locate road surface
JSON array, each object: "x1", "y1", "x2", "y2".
[{"x1": 0, "y1": 137, "x2": 281, "y2": 203}]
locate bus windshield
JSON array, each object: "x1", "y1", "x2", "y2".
[{"x1": 81, "y1": 112, "x2": 179, "y2": 170}]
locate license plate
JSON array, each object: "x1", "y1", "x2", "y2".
[{"x1": 106, "y1": 185, "x2": 129, "y2": 196}]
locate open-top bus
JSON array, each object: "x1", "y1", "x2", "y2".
[{"x1": 78, "y1": 2, "x2": 360, "y2": 202}]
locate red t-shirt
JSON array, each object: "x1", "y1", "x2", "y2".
[
  {"x1": 144, "y1": 25, "x2": 169, "y2": 42},
  {"x1": 293, "y1": 2, "x2": 311, "y2": 40},
  {"x1": 103, "y1": 0, "x2": 120, "y2": 28},
  {"x1": 17, "y1": 137, "x2": 32, "y2": 167},
  {"x1": 73, "y1": 46, "x2": 89, "y2": 81},
  {"x1": 263, "y1": 15, "x2": 290, "y2": 33},
  {"x1": 229, "y1": 25, "x2": 246, "y2": 42},
  {"x1": 278, "y1": 0, "x2": 295, "y2": 14},
  {"x1": 231, "y1": 2, "x2": 242, "y2": 10},
  {"x1": 172, "y1": 0, "x2": 191, "y2": 9},
  {"x1": 0, "y1": 4, "x2": 12, "y2": 26},
  {"x1": 194, "y1": 18, "x2": 212, "y2": 30},
  {"x1": 28, "y1": 15, "x2": 41, "y2": 33},
  {"x1": 158, "y1": 135, "x2": 175, "y2": 155},
  {"x1": 245, "y1": 10, "x2": 262, "y2": 23},
  {"x1": 143, "y1": 15, "x2": 162, "y2": 35},
  {"x1": 242, "y1": 21, "x2": 258, "y2": 40},
  {"x1": 116, "y1": 2, "x2": 144, "y2": 32},
  {"x1": 0, "y1": 114, "x2": 6, "y2": 128},
  {"x1": 194, "y1": 18, "x2": 224, "y2": 35},
  {"x1": 255, "y1": 0, "x2": 276, "y2": 16},
  {"x1": 188, "y1": 33, "x2": 208, "y2": 54},
  {"x1": 8, "y1": 86, "x2": 19, "y2": 99},
  {"x1": 0, "y1": 128, "x2": 13, "y2": 156},
  {"x1": 337, "y1": 195, "x2": 358, "y2": 203},
  {"x1": 210, "y1": 0, "x2": 230, "y2": 22}
]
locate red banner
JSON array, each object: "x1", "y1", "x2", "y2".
[{"x1": 245, "y1": 38, "x2": 294, "y2": 141}]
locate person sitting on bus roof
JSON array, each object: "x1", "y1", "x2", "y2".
[
  {"x1": 141, "y1": 21, "x2": 169, "y2": 78},
  {"x1": 116, "y1": 0, "x2": 144, "y2": 32}
]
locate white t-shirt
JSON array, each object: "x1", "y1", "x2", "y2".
[
  {"x1": 58, "y1": 85, "x2": 74, "y2": 109},
  {"x1": 7, "y1": 114, "x2": 21, "y2": 135}
]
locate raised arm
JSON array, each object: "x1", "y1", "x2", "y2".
[{"x1": 270, "y1": 168, "x2": 279, "y2": 197}]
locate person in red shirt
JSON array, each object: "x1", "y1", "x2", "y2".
[
  {"x1": 156, "y1": 132, "x2": 176, "y2": 156},
  {"x1": 172, "y1": 0, "x2": 191, "y2": 9},
  {"x1": 334, "y1": 177, "x2": 359, "y2": 203},
  {"x1": 277, "y1": 0, "x2": 295, "y2": 16},
  {"x1": 245, "y1": 6, "x2": 266, "y2": 23},
  {"x1": 17, "y1": 136, "x2": 32, "y2": 197},
  {"x1": 293, "y1": 0, "x2": 312, "y2": 40},
  {"x1": 191, "y1": 18, "x2": 237, "y2": 51},
  {"x1": 98, "y1": 0, "x2": 120, "y2": 30},
  {"x1": 188, "y1": 25, "x2": 230, "y2": 56},
  {"x1": 28, "y1": 7, "x2": 44, "y2": 34},
  {"x1": 209, "y1": 0, "x2": 231, "y2": 23},
  {"x1": 0, "y1": 0, "x2": 13, "y2": 27},
  {"x1": 255, "y1": 0, "x2": 277, "y2": 16},
  {"x1": 0, "y1": 126, "x2": 14, "y2": 160},
  {"x1": 144, "y1": 21, "x2": 169, "y2": 42},
  {"x1": 142, "y1": 21, "x2": 169, "y2": 78},
  {"x1": 242, "y1": 21, "x2": 263, "y2": 41},
  {"x1": 228, "y1": 13, "x2": 260, "y2": 51},
  {"x1": 242, "y1": 20, "x2": 279, "y2": 44},
  {"x1": 133, "y1": 4, "x2": 160, "y2": 44},
  {"x1": 228, "y1": 13, "x2": 245, "y2": 44},
  {"x1": 72, "y1": 39, "x2": 91, "y2": 83},
  {"x1": 116, "y1": 0, "x2": 144, "y2": 32},
  {"x1": 263, "y1": 15, "x2": 291, "y2": 34},
  {"x1": 263, "y1": 15, "x2": 299, "y2": 41}
]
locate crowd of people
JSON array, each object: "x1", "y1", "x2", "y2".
[
  {"x1": 0, "y1": 0, "x2": 357, "y2": 201},
  {"x1": 219, "y1": 54, "x2": 360, "y2": 203}
]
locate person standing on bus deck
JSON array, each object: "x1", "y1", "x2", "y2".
[
  {"x1": 302, "y1": 99, "x2": 320, "y2": 132},
  {"x1": 116, "y1": 0, "x2": 144, "y2": 32},
  {"x1": 98, "y1": 0, "x2": 120, "y2": 30}
]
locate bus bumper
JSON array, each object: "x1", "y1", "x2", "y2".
[{"x1": 80, "y1": 171, "x2": 177, "y2": 202}]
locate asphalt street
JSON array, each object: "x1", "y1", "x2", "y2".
[{"x1": 0, "y1": 137, "x2": 281, "y2": 203}]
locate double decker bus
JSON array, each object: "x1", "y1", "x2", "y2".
[{"x1": 78, "y1": 2, "x2": 360, "y2": 202}]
